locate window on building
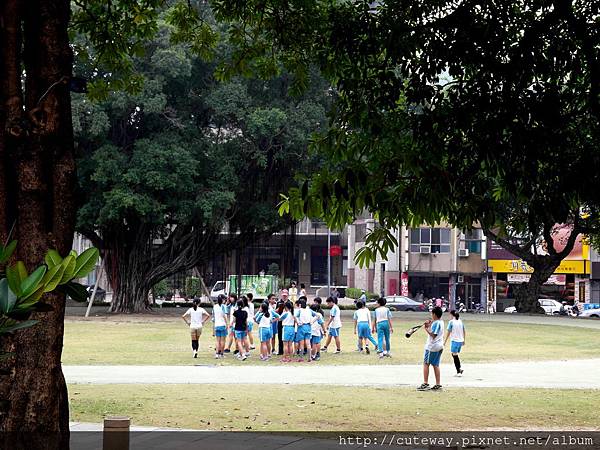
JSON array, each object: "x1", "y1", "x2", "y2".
[
  {"x1": 410, "y1": 227, "x2": 451, "y2": 253},
  {"x1": 355, "y1": 223, "x2": 368, "y2": 242},
  {"x1": 464, "y1": 229, "x2": 482, "y2": 253}
]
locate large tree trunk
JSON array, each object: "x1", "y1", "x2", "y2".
[
  {"x1": 514, "y1": 258, "x2": 561, "y2": 313},
  {"x1": 0, "y1": 0, "x2": 75, "y2": 448},
  {"x1": 103, "y1": 238, "x2": 153, "y2": 313}
]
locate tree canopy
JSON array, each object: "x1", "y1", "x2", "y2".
[
  {"x1": 74, "y1": 17, "x2": 329, "y2": 311},
  {"x1": 214, "y1": 0, "x2": 600, "y2": 311}
]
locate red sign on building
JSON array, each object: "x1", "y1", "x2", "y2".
[{"x1": 329, "y1": 245, "x2": 342, "y2": 257}]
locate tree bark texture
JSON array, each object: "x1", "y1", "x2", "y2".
[
  {"x1": 0, "y1": 0, "x2": 75, "y2": 448},
  {"x1": 484, "y1": 225, "x2": 581, "y2": 313}
]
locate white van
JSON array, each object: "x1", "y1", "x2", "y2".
[{"x1": 210, "y1": 281, "x2": 229, "y2": 301}]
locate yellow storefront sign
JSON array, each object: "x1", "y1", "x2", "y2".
[{"x1": 488, "y1": 259, "x2": 588, "y2": 275}]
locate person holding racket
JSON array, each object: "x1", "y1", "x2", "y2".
[{"x1": 417, "y1": 306, "x2": 444, "y2": 391}]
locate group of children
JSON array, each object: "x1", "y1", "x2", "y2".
[{"x1": 181, "y1": 293, "x2": 467, "y2": 388}]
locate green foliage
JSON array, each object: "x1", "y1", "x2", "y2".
[
  {"x1": 216, "y1": 0, "x2": 600, "y2": 272},
  {"x1": 184, "y1": 277, "x2": 201, "y2": 298},
  {"x1": 266, "y1": 263, "x2": 280, "y2": 276},
  {"x1": 152, "y1": 279, "x2": 169, "y2": 298},
  {"x1": 345, "y1": 288, "x2": 378, "y2": 301},
  {"x1": 0, "y1": 245, "x2": 99, "y2": 335},
  {"x1": 74, "y1": 16, "x2": 329, "y2": 310}
]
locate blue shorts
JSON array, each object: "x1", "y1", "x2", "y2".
[
  {"x1": 271, "y1": 321, "x2": 278, "y2": 335},
  {"x1": 357, "y1": 322, "x2": 371, "y2": 338},
  {"x1": 247, "y1": 322, "x2": 254, "y2": 332},
  {"x1": 297, "y1": 324, "x2": 312, "y2": 341},
  {"x1": 283, "y1": 326, "x2": 296, "y2": 342},
  {"x1": 214, "y1": 326, "x2": 227, "y2": 337},
  {"x1": 234, "y1": 330, "x2": 247, "y2": 340},
  {"x1": 451, "y1": 341, "x2": 463, "y2": 353},
  {"x1": 424, "y1": 349, "x2": 443, "y2": 367},
  {"x1": 311, "y1": 335, "x2": 322, "y2": 345},
  {"x1": 259, "y1": 327, "x2": 272, "y2": 342},
  {"x1": 294, "y1": 331, "x2": 303, "y2": 343},
  {"x1": 328, "y1": 327, "x2": 340, "y2": 337}
]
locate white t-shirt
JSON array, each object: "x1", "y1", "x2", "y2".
[
  {"x1": 255, "y1": 311, "x2": 279, "y2": 328},
  {"x1": 375, "y1": 306, "x2": 392, "y2": 323},
  {"x1": 213, "y1": 304, "x2": 227, "y2": 327},
  {"x1": 329, "y1": 304, "x2": 342, "y2": 328},
  {"x1": 311, "y1": 312, "x2": 324, "y2": 336},
  {"x1": 186, "y1": 307, "x2": 207, "y2": 328},
  {"x1": 280, "y1": 311, "x2": 295, "y2": 327},
  {"x1": 425, "y1": 319, "x2": 444, "y2": 352},
  {"x1": 295, "y1": 307, "x2": 315, "y2": 325},
  {"x1": 447, "y1": 319, "x2": 465, "y2": 342},
  {"x1": 247, "y1": 302, "x2": 255, "y2": 318},
  {"x1": 353, "y1": 308, "x2": 372, "y2": 324}
]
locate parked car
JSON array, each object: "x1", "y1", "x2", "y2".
[
  {"x1": 503, "y1": 298, "x2": 570, "y2": 315},
  {"x1": 85, "y1": 285, "x2": 106, "y2": 301},
  {"x1": 579, "y1": 308, "x2": 600, "y2": 319},
  {"x1": 367, "y1": 296, "x2": 426, "y2": 312}
]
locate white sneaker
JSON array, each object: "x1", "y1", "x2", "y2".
[
  {"x1": 385, "y1": 352, "x2": 392, "y2": 358},
  {"x1": 214, "y1": 354, "x2": 220, "y2": 359}
]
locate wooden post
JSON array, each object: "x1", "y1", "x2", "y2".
[{"x1": 103, "y1": 416, "x2": 130, "y2": 450}]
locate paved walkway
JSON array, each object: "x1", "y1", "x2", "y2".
[{"x1": 64, "y1": 358, "x2": 600, "y2": 389}]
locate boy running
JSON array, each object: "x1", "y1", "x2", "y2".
[{"x1": 418, "y1": 306, "x2": 444, "y2": 391}]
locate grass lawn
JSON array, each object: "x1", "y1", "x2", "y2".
[
  {"x1": 62, "y1": 316, "x2": 600, "y2": 366},
  {"x1": 68, "y1": 384, "x2": 599, "y2": 431}
]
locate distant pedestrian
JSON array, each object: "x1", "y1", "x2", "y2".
[
  {"x1": 331, "y1": 287, "x2": 340, "y2": 300},
  {"x1": 300, "y1": 283, "x2": 307, "y2": 298},
  {"x1": 182, "y1": 299, "x2": 210, "y2": 358},
  {"x1": 289, "y1": 282, "x2": 298, "y2": 302}
]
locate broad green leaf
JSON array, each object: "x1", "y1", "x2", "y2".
[
  {"x1": 59, "y1": 255, "x2": 76, "y2": 284},
  {"x1": 42, "y1": 264, "x2": 65, "y2": 292},
  {"x1": 20, "y1": 266, "x2": 47, "y2": 298},
  {"x1": 0, "y1": 319, "x2": 38, "y2": 335},
  {"x1": 0, "y1": 240, "x2": 17, "y2": 264},
  {"x1": 57, "y1": 281, "x2": 89, "y2": 302},
  {"x1": 6, "y1": 265, "x2": 23, "y2": 296},
  {"x1": 45, "y1": 249, "x2": 62, "y2": 268},
  {"x1": 20, "y1": 282, "x2": 45, "y2": 303},
  {"x1": 0, "y1": 278, "x2": 17, "y2": 314},
  {"x1": 15, "y1": 261, "x2": 27, "y2": 284},
  {"x1": 72, "y1": 248, "x2": 99, "y2": 279}
]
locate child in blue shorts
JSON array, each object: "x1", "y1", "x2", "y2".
[
  {"x1": 231, "y1": 299, "x2": 249, "y2": 361},
  {"x1": 279, "y1": 301, "x2": 296, "y2": 362},
  {"x1": 418, "y1": 306, "x2": 444, "y2": 391},
  {"x1": 323, "y1": 297, "x2": 342, "y2": 354},
  {"x1": 309, "y1": 303, "x2": 325, "y2": 361},
  {"x1": 353, "y1": 301, "x2": 378, "y2": 354},
  {"x1": 444, "y1": 310, "x2": 466, "y2": 376},
  {"x1": 255, "y1": 302, "x2": 280, "y2": 361}
]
